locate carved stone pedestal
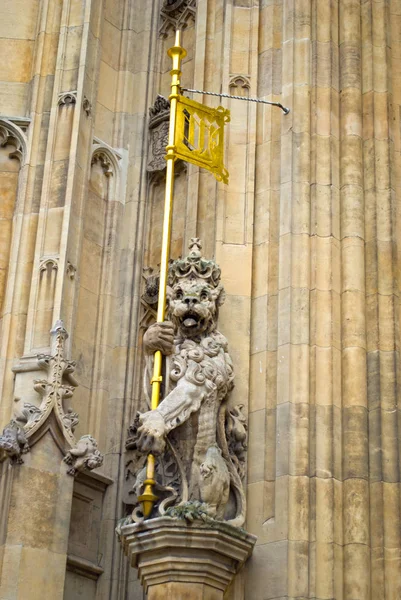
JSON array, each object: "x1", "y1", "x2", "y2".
[{"x1": 120, "y1": 517, "x2": 256, "y2": 599}]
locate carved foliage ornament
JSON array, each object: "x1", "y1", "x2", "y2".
[
  {"x1": 160, "y1": 0, "x2": 197, "y2": 37},
  {"x1": 125, "y1": 239, "x2": 248, "y2": 527},
  {"x1": 0, "y1": 321, "x2": 103, "y2": 476}
]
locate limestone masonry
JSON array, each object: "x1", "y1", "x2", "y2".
[{"x1": 0, "y1": 0, "x2": 401, "y2": 599}]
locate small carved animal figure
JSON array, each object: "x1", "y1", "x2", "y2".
[
  {"x1": 0, "y1": 420, "x2": 29, "y2": 464},
  {"x1": 199, "y1": 445, "x2": 230, "y2": 519},
  {"x1": 63, "y1": 434, "x2": 103, "y2": 475}
]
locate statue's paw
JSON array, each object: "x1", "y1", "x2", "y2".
[
  {"x1": 136, "y1": 411, "x2": 166, "y2": 455},
  {"x1": 63, "y1": 453, "x2": 73, "y2": 465},
  {"x1": 143, "y1": 321, "x2": 175, "y2": 355}
]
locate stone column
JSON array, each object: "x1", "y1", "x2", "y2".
[
  {"x1": 120, "y1": 517, "x2": 256, "y2": 600},
  {"x1": 339, "y1": 1, "x2": 370, "y2": 598}
]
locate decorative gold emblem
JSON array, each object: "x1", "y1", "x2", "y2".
[{"x1": 175, "y1": 95, "x2": 230, "y2": 183}]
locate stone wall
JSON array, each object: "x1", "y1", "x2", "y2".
[{"x1": 0, "y1": 0, "x2": 400, "y2": 599}]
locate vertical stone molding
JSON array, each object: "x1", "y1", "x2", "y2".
[{"x1": 0, "y1": 118, "x2": 27, "y2": 319}]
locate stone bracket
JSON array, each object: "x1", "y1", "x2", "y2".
[{"x1": 120, "y1": 516, "x2": 256, "y2": 596}]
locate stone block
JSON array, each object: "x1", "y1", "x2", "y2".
[{"x1": 245, "y1": 541, "x2": 288, "y2": 599}]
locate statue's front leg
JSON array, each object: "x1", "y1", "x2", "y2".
[{"x1": 135, "y1": 380, "x2": 206, "y2": 455}]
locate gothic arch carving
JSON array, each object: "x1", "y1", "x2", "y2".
[
  {"x1": 229, "y1": 76, "x2": 251, "y2": 95},
  {"x1": 91, "y1": 143, "x2": 121, "y2": 175},
  {"x1": 0, "y1": 118, "x2": 27, "y2": 163},
  {"x1": 90, "y1": 143, "x2": 123, "y2": 206}
]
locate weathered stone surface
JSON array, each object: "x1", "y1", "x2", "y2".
[
  {"x1": 120, "y1": 516, "x2": 256, "y2": 597},
  {"x1": 0, "y1": 0, "x2": 401, "y2": 598},
  {"x1": 126, "y1": 239, "x2": 247, "y2": 527}
]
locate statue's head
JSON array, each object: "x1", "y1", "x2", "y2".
[{"x1": 167, "y1": 239, "x2": 225, "y2": 339}]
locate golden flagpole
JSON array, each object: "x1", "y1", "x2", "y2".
[{"x1": 139, "y1": 30, "x2": 186, "y2": 518}]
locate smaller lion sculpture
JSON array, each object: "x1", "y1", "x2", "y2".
[{"x1": 64, "y1": 435, "x2": 103, "y2": 475}]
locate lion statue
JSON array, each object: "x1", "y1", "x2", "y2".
[{"x1": 126, "y1": 239, "x2": 247, "y2": 526}]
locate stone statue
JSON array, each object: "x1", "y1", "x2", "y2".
[
  {"x1": 63, "y1": 435, "x2": 103, "y2": 475},
  {"x1": 126, "y1": 239, "x2": 247, "y2": 527},
  {"x1": 0, "y1": 418, "x2": 29, "y2": 464}
]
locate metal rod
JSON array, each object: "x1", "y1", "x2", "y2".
[
  {"x1": 138, "y1": 30, "x2": 187, "y2": 519},
  {"x1": 181, "y1": 87, "x2": 290, "y2": 114}
]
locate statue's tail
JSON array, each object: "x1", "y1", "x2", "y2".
[{"x1": 217, "y1": 404, "x2": 246, "y2": 528}]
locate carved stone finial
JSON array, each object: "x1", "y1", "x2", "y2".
[{"x1": 0, "y1": 322, "x2": 103, "y2": 476}]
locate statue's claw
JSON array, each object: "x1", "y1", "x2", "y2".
[{"x1": 135, "y1": 411, "x2": 167, "y2": 456}]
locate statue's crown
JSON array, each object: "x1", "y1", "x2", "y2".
[{"x1": 168, "y1": 238, "x2": 221, "y2": 288}]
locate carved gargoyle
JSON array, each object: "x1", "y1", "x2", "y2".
[
  {"x1": 0, "y1": 418, "x2": 29, "y2": 464},
  {"x1": 127, "y1": 239, "x2": 247, "y2": 527},
  {"x1": 63, "y1": 435, "x2": 103, "y2": 475}
]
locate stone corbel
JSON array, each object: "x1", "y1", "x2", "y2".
[{"x1": 0, "y1": 321, "x2": 104, "y2": 476}]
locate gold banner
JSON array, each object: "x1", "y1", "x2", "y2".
[{"x1": 175, "y1": 94, "x2": 230, "y2": 184}]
